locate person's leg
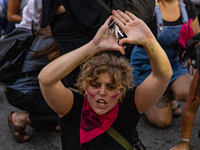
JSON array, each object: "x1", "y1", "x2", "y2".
[
  {"x1": 8, "y1": 111, "x2": 30, "y2": 142},
  {"x1": 0, "y1": 17, "x2": 5, "y2": 34},
  {"x1": 20, "y1": 90, "x2": 59, "y2": 130},
  {"x1": 5, "y1": 89, "x2": 31, "y2": 142},
  {"x1": 145, "y1": 94, "x2": 172, "y2": 128},
  {"x1": 144, "y1": 74, "x2": 192, "y2": 128},
  {"x1": 168, "y1": 73, "x2": 193, "y2": 102},
  {"x1": 29, "y1": 113, "x2": 59, "y2": 131},
  {"x1": 3, "y1": 21, "x2": 15, "y2": 35},
  {"x1": 168, "y1": 73, "x2": 193, "y2": 117},
  {"x1": 14, "y1": 89, "x2": 59, "y2": 130},
  {"x1": 5, "y1": 88, "x2": 59, "y2": 142}
]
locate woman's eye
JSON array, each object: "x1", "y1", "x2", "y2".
[
  {"x1": 108, "y1": 86, "x2": 115, "y2": 90},
  {"x1": 91, "y1": 84, "x2": 99, "y2": 88}
]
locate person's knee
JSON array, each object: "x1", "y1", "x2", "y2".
[
  {"x1": 175, "y1": 90, "x2": 189, "y2": 102},
  {"x1": 154, "y1": 118, "x2": 171, "y2": 128},
  {"x1": 147, "y1": 114, "x2": 172, "y2": 128}
]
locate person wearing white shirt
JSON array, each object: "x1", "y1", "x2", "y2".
[{"x1": 19, "y1": 0, "x2": 42, "y2": 30}]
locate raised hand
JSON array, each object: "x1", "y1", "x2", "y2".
[
  {"x1": 112, "y1": 10, "x2": 156, "y2": 46},
  {"x1": 91, "y1": 16, "x2": 125, "y2": 55}
]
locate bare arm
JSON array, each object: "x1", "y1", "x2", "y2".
[
  {"x1": 112, "y1": 10, "x2": 172, "y2": 114},
  {"x1": 38, "y1": 16, "x2": 125, "y2": 117},
  {"x1": 191, "y1": 16, "x2": 200, "y2": 37},
  {"x1": 170, "y1": 71, "x2": 200, "y2": 150},
  {"x1": 7, "y1": 0, "x2": 22, "y2": 23}
]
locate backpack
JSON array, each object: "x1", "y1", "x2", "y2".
[
  {"x1": 0, "y1": 21, "x2": 35, "y2": 84},
  {"x1": 95, "y1": 0, "x2": 155, "y2": 24},
  {"x1": 182, "y1": 32, "x2": 200, "y2": 77}
]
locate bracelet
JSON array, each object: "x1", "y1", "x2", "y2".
[{"x1": 181, "y1": 138, "x2": 190, "y2": 142}]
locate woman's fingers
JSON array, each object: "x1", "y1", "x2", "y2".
[
  {"x1": 112, "y1": 10, "x2": 138, "y2": 25},
  {"x1": 112, "y1": 10, "x2": 133, "y2": 26},
  {"x1": 112, "y1": 10, "x2": 127, "y2": 25},
  {"x1": 125, "y1": 11, "x2": 137, "y2": 21},
  {"x1": 101, "y1": 16, "x2": 114, "y2": 31},
  {"x1": 104, "y1": 16, "x2": 113, "y2": 26}
]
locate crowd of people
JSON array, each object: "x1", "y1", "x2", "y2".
[{"x1": 0, "y1": 0, "x2": 200, "y2": 150}]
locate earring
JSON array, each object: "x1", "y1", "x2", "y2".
[{"x1": 118, "y1": 98, "x2": 122, "y2": 102}]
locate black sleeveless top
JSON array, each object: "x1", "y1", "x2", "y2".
[{"x1": 59, "y1": 87, "x2": 141, "y2": 150}]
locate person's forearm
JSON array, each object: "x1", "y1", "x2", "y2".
[
  {"x1": 7, "y1": 0, "x2": 22, "y2": 23},
  {"x1": 143, "y1": 38, "x2": 172, "y2": 80},
  {"x1": 180, "y1": 71, "x2": 200, "y2": 144},
  {"x1": 38, "y1": 41, "x2": 98, "y2": 86},
  {"x1": 7, "y1": 14, "x2": 22, "y2": 23},
  {"x1": 180, "y1": 105, "x2": 196, "y2": 146}
]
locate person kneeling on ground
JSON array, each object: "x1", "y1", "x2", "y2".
[
  {"x1": 39, "y1": 10, "x2": 172, "y2": 149},
  {"x1": 4, "y1": 26, "x2": 60, "y2": 143}
]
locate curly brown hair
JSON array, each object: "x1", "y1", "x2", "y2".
[{"x1": 75, "y1": 53, "x2": 134, "y2": 101}]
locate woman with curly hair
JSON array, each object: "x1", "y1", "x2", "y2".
[{"x1": 39, "y1": 10, "x2": 172, "y2": 150}]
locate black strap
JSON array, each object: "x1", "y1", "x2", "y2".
[
  {"x1": 95, "y1": 0, "x2": 112, "y2": 13},
  {"x1": 31, "y1": 20, "x2": 36, "y2": 37},
  {"x1": 106, "y1": 127, "x2": 137, "y2": 150}
]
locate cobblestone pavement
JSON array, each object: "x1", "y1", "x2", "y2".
[{"x1": 0, "y1": 85, "x2": 200, "y2": 150}]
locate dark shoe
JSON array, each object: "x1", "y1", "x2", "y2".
[
  {"x1": 8, "y1": 112, "x2": 29, "y2": 143},
  {"x1": 134, "y1": 138, "x2": 146, "y2": 150}
]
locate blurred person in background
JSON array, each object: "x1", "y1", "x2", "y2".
[
  {"x1": 3, "y1": 27, "x2": 60, "y2": 143},
  {"x1": 19, "y1": 0, "x2": 42, "y2": 31},
  {"x1": 7, "y1": 0, "x2": 29, "y2": 28},
  {"x1": 191, "y1": 0, "x2": 200, "y2": 23},
  {"x1": 0, "y1": 0, "x2": 15, "y2": 38}
]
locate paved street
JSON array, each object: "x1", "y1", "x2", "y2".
[{"x1": 0, "y1": 85, "x2": 200, "y2": 150}]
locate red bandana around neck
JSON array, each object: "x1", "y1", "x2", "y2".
[
  {"x1": 80, "y1": 97, "x2": 119, "y2": 144},
  {"x1": 178, "y1": 18, "x2": 194, "y2": 64}
]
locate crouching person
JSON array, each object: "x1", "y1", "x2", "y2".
[{"x1": 39, "y1": 10, "x2": 172, "y2": 150}]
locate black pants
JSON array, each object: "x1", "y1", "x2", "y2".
[{"x1": 5, "y1": 88, "x2": 59, "y2": 131}]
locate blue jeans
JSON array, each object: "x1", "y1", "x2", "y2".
[{"x1": 0, "y1": 17, "x2": 15, "y2": 35}]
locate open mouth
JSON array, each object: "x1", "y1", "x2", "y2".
[{"x1": 97, "y1": 100, "x2": 107, "y2": 106}]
